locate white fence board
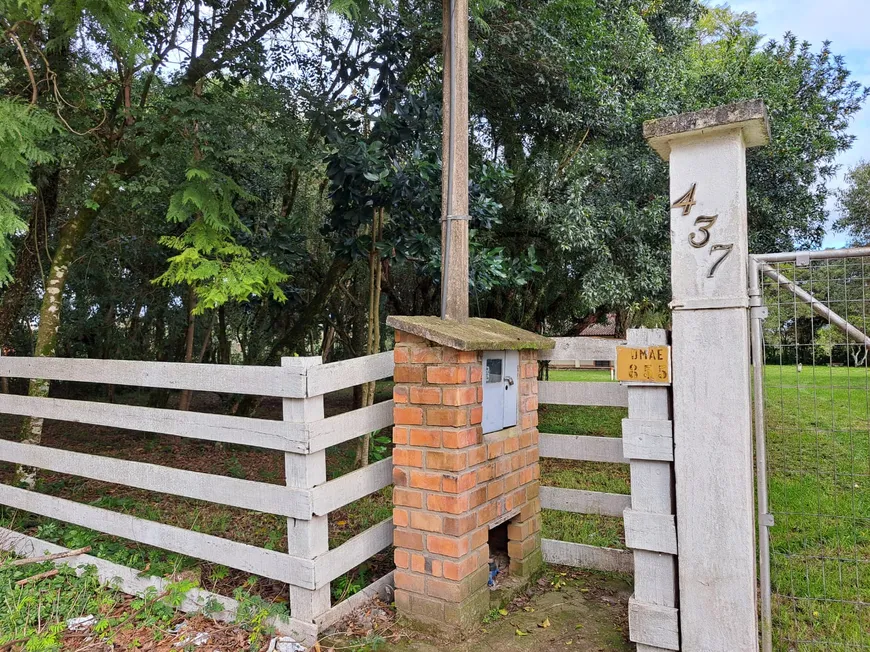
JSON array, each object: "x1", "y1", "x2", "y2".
[
  {"x1": 0, "y1": 393, "x2": 305, "y2": 453},
  {"x1": 315, "y1": 518, "x2": 393, "y2": 588},
  {"x1": 312, "y1": 457, "x2": 392, "y2": 516},
  {"x1": 0, "y1": 527, "x2": 316, "y2": 645},
  {"x1": 539, "y1": 433, "x2": 627, "y2": 464},
  {"x1": 0, "y1": 357, "x2": 304, "y2": 397},
  {"x1": 540, "y1": 486, "x2": 630, "y2": 517},
  {"x1": 539, "y1": 381, "x2": 628, "y2": 407},
  {"x1": 0, "y1": 484, "x2": 314, "y2": 587},
  {"x1": 307, "y1": 351, "x2": 394, "y2": 397},
  {"x1": 622, "y1": 418, "x2": 674, "y2": 462},
  {"x1": 315, "y1": 571, "x2": 395, "y2": 631},
  {"x1": 538, "y1": 338, "x2": 625, "y2": 362},
  {"x1": 623, "y1": 509, "x2": 678, "y2": 555},
  {"x1": 541, "y1": 539, "x2": 633, "y2": 574},
  {"x1": 308, "y1": 400, "x2": 394, "y2": 452},
  {"x1": 0, "y1": 440, "x2": 311, "y2": 519},
  {"x1": 629, "y1": 597, "x2": 680, "y2": 651}
]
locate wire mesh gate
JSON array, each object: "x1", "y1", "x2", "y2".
[{"x1": 750, "y1": 248, "x2": 870, "y2": 651}]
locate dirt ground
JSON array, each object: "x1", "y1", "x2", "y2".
[{"x1": 323, "y1": 567, "x2": 633, "y2": 652}]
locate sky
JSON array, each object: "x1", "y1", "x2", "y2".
[{"x1": 727, "y1": 0, "x2": 870, "y2": 249}]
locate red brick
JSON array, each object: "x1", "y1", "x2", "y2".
[
  {"x1": 394, "y1": 528, "x2": 424, "y2": 550},
  {"x1": 427, "y1": 534, "x2": 470, "y2": 558},
  {"x1": 411, "y1": 511, "x2": 443, "y2": 533},
  {"x1": 504, "y1": 436, "x2": 520, "y2": 454},
  {"x1": 470, "y1": 527, "x2": 488, "y2": 550},
  {"x1": 520, "y1": 497, "x2": 541, "y2": 521},
  {"x1": 468, "y1": 486, "x2": 487, "y2": 509},
  {"x1": 469, "y1": 406, "x2": 483, "y2": 425},
  {"x1": 487, "y1": 478, "x2": 505, "y2": 500},
  {"x1": 443, "y1": 349, "x2": 479, "y2": 364},
  {"x1": 467, "y1": 445, "x2": 486, "y2": 466},
  {"x1": 522, "y1": 395, "x2": 539, "y2": 412},
  {"x1": 411, "y1": 553, "x2": 426, "y2": 574},
  {"x1": 511, "y1": 453, "x2": 523, "y2": 471},
  {"x1": 442, "y1": 470, "x2": 477, "y2": 494},
  {"x1": 520, "y1": 466, "x2": 534, "y2": 485},
  {"x1": 410, "y1": 428, "x2": 441, "y2": 447},
  {"x1": 426, "y1": 407, "x2": 467, "y2": 427},
  {"x1": 431, "y1": 558, "x2": 443, "y2": 577},
  {"x1": 393, "y1": 508, "x2": 409, "y2": 528},
  {"x1": 427, "y1": 493, "x2": 469, "y2": 514},
  {"x1": 470, "y1": 366, "x2": 482, "y2": 383},
  {"x1": 427, "y1": 366, "x2": 468, "y2": 385},
  {"x1": 519, "y1": 430, "x2": 533, "y2": 449},
  {"x1": 395, "y1": 331, "x2": 428, "y2": 344},
  {"x1": 393, "y1": 467, "x2": 408, "y2": 487},
  {"x1": 504, "y1": 472, "x2": 521, "y2": 492},
  {"x1": 395, "y1": 570, "x2": 425, "y2": 594},
  {"x1": 411, "y1": 347, "x2": 442, "y2": 364},
  {"x1": 393, "y1": 426, "x2": 409, "y2": 445},
  {"x1": 487, "y1": 440, "x2": 504, "y2": 459},
  {"x1": 476, "y1": 502, "x2": 497, "y2": 527},
  {"x1": 410, "y1": 386, "x2": 441, "y2": 405},
  {"x1": 426, "y1": 450, "x2": 467, "y2": 471},
  {"x1": 395, "y1": 548, "x2": 410, "y2": 569},
  {"x1": 395, "y1": 406, "x2": 424, "y2": 425},
  {"x1": 409, "y1": 470, "x2": 442, "y2": 491},
  {"x1": 394, "y1": 448, "x2": 424, "y2": 468},
  {"x1": 442, "y1": 427, "x2": 480, "y2": 449},
  {"x1": 394, "y1": 487, "x2": 423, "y2": 508},
  {"x1": 494, "y1": 457, "x2": 511, "y2": 477},
  {"x1": 426, "y1": 577, "x2": 463, "y2": 602},
  {"x1": 394, "y1": 386, "x2": 409, "y2": 404},
  {"x1": 442, "y1": 387, "x2": 477, "y2": 406},
  {"x1": 442, "y1": 513, "x2": 477, "y2": 536},
  {"x1": 476, "y1": 463, "x2": 494, "y2": 483},
  {"x1": 394, "y1": 364, "x2": 424, "y2": 383},
  {"x1": 477, "y1": 386, "x2": 484, "y2": 402},
  {"x1": 506, "y1": 487, "x2": 526, "y2": 511},
  {"x1": 442, "y1": 555, "x2": 481, "y2": 581},
  {"x1": 394, "y1": 347, "x2": 409, "y2": 364}
]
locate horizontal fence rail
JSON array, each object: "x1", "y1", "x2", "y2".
[
  {"x1": 0, "y1": 351, "x2": 397, "y2": 645},
  {"x1": 539, "y1": 381, "x2": 628, "y2": 407},
  {"x1": 539, "y1": 433, "x2": 627, "y2": 464}
]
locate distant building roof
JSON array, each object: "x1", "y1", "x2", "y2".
[{"x1": 578, "y1": 313, "x2": 617, "y2": 337}]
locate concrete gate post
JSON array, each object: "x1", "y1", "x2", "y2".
[{"x1": 643, "y1": 101, "x2": 770, "y2": 651}]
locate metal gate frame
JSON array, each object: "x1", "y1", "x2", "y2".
[{"x1": 749, "y1": 246, "x2": 870, "y2": 652}]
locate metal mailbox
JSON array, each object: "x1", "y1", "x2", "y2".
[{"x1": 482, "y1": 350, "x2": 519, "y2": 434}]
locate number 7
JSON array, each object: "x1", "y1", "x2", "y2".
[{"x1": 708, "y1": 244, "x2": 733, "y2": 278}]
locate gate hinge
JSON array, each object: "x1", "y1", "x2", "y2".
[
  {"x1": 759, "y1": 513, "x2": 775, "y2": 527},
  {"x1": 750, "y1": 306, "x2": 769, "y2": 320}
]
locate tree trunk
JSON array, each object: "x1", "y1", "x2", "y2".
[
  {"x1": 177, "y1": 288, "x2": 197, "y2": 411},
  {"x1": 217, "y1": 305, "x2": 230, "y2": 364}
]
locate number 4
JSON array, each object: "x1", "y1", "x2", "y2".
[{"x1": 672, "y1": 183, "x2": 697, "y2": 216}]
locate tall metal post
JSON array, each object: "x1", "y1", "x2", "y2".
[{"x1": 440, "y1": 0, "x2": 469, "y2": 321}]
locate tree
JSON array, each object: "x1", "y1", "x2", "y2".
[{"x1": 836, "y1": 161, "x2": 870, "y2": 245}]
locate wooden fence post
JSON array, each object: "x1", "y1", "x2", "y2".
[
  {"x1": 282, "y1": 357, "x2": 330, "y2": 640},
  {"x1": 623, "y1": 328, "x2": 678, "y2": 651},
  {"x1": 644, "y1": 101, "x2": 770, "y2": 651}
]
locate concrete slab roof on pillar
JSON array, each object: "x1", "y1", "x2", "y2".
[
  {"x1": 643, "y1": 99, "x2": 771, "y2": 161},
  {"x1": 387, "y1": 316, "x2": 555, "y2": 351}
]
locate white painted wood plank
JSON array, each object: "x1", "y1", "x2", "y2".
[
  {"x1": 0, "y1": 357, "x2": 304, "y2": 397},
  {"x1": 0, "y1": 483, "x2": 314, "y2": 587},
  {"x1": 315, "y1": 571, "x2": 395, "y2": 630},
  {"x1": 622, "y1": 418, "x2": 674, "y2": 462},
  {"x1": 0, "y1": 393, "x2": 305, "y2": 452},
  {"x1": 629, "y1": 597, "x2": 680, "y2": 651},
  {"x1": 540, "y1": 486, "x2": 630, "y2": 517},
  {"x1": 539, "y1": 433, "x2": 628, "y2": 464},
  {"x1": 314, "y1": 518, "x2": 393, "y2": 588},
  {"x1": 539, "y1": 338, "x2": 626, "y2": 362},
  {"x1": 307, "y1": 400, "x2": 394, "y2": 452},
  {"x1": 541, "y1": 539, "x2": 633, "y2": 574},
  {"x1": 0, "y1": 439, "x2": 312, "y2": 519},
  {"x1": 539, "y1": 381, "x2": 628, "y2": 407},
  {"x1": 306, "y1": 352, "x2": 394, "y2": 397},
  {"x1": 623, "y1": 509, "x2": 678, "y2": 555},
  {"x1": 312, "y1": 457, "x2": 392, "y2": 515},
  {"x1": 0, "y1": 527, "x2": 320, "y2": 646}
]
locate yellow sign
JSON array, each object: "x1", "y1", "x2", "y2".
[{"x1": 616, "y1": 345, "x2": 671, "y2": 384}]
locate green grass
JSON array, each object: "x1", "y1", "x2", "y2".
[
  {"x1": 762, "y1": 364, "x2": 870, "y2": 649},
  {"x1": 545, "y1": 369, "x2": 615, "y2": 383}
]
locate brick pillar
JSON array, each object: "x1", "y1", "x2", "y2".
[{"x1": 392, "y1": 331, "x2": 542, "y2": 631}]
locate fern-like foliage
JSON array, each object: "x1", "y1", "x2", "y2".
[
  {"x1": 155, "y1": 166, "x2": 288, "y2": 312},
  {"x1": 0, "y1": 99, "x2": 57, "y2": 284}
]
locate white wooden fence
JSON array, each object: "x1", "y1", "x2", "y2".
[
  {"x1": 537, "y1": 337, "x2": 634, "y2": 574},
  {"x1": 0, "y1": 352, "x2": 397, "y2": 646}
]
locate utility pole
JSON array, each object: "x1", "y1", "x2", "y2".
[{"x1": 440, "y1": 0, "x2": 469, "y2": 321}]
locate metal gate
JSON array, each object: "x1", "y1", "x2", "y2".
[{"x1": 750, "y1": 248, "x2": 870, "y2": 651}]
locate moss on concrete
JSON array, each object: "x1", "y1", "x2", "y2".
[{"x1": 387, "y1": 316, "x2": 554, "y2": 352}]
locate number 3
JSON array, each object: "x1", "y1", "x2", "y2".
[{"x1": 689, "y1": 215, "x2": 718, "y2": 248}]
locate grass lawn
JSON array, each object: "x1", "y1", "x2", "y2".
[{"x1": 763, "y1": 364, "x2": 870, "y2": 650}]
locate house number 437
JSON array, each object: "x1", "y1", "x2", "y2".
[{"x1": 671, "y1": 183, "x2": 733, "y2": 278}]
